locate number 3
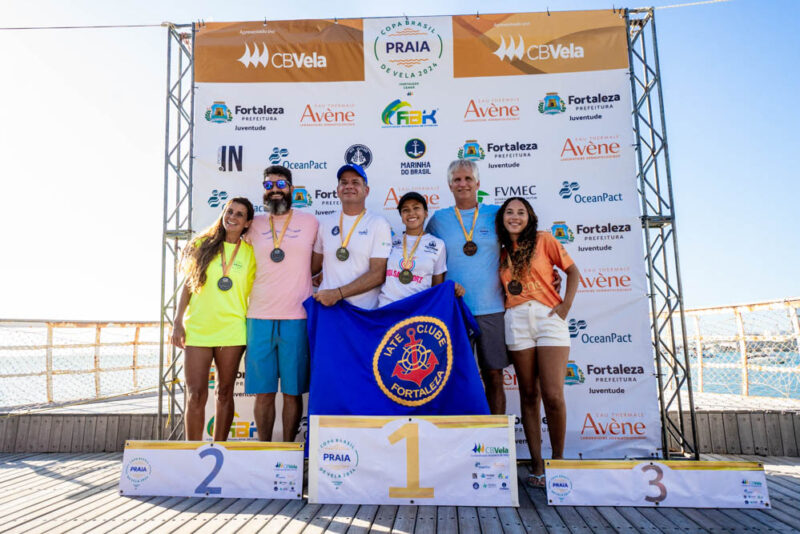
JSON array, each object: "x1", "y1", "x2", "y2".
[
  {"x1": 195, "y1": 447, "x2": 224, "y2": 495},
  {"x1": 642, "y1": 464, "x2": 667, "y2": 504}
]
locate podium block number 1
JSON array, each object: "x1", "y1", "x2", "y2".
[
  {"x1": 388, "y1": 423, "x2": 434, "y2": 499},
  {"x1": 195, "y1": 447, "x2": 224, "y2": 495}
]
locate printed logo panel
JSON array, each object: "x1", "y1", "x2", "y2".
[
  {"x1": 195, "y1": 20, "x2": 365, "y2": 82},
  {"x1": 452, "y1": 11, "x2": 628, "y2": 78}
]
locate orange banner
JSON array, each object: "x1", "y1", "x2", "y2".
[
  {"x1": 194, "y1": 20, "x2": 365, "y2": 83},
  {"x1": 452, "y1": 10, "x2": 628, "y2": 78}
]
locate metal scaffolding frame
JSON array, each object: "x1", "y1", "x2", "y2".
[
  {"x1": 626, "y1": 8, "x2": 698, "y2": 459},
  {"x1": 157, "y1": 11, "x2": 699, "y2": 456}
]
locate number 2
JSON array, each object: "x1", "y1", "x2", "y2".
[
  {"x1": 642, "y1": 464, "x2": 667, "y2": 503},
  {"x1": 194, "y1": 447, "x2": 224, "y2": 495},
  {"x1": 387, "y1": 423, "x2": 434, "y2": 499}
]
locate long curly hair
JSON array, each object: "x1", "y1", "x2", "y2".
[
  {"x1": 182, "y1": 197, "x2": 254, "y2": 293},
  {"x1": 495, "y1": 197, "x2": 538, "y2": 278}
]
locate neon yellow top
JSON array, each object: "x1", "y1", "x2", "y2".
[{"x1": 184, "y1": 240, "x2": 256, "y2": 346}]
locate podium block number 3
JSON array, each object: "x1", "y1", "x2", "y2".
[
  {"x1": 642, "y1": 465, "x2": 667, "y2": 504},
  {"x1": 195, "y1": 447, "x2": 224, "y2": 495},
  {"x1": 388, "y1": 423, "x2": 434, "y2": 499}
]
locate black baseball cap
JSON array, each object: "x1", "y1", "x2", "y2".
[{"x1": 397, "y1": 191, "x2": 428, "y2": 213}]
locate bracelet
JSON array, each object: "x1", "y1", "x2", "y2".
[{"x1": 338, "y1": 288, "x2": 344, "y2": 300}]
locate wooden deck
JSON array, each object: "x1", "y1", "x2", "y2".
[{"x1": 1, "y1": 454, "x2": 799, "y2": 533}]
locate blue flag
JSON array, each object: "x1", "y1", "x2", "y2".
[{"x1": 304, "y1": 281, "x2": 490, "y2": 416}]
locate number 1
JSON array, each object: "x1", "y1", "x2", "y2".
[{"x1": 387, "y1": 423, "x2": 434, "y2": 498}]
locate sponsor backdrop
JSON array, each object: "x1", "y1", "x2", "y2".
[{"x1": 191, "y1": 10, "x2": 661, "y2": 459}]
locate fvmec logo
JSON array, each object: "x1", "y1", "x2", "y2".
[
  {"x1": 493, "y1": 36, "x2": 584, "y2": 61},
  {"x1": 238, "y1": 42, "x2": 327, "y2": 69}
]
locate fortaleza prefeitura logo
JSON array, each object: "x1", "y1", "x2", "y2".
[{"x1": 373, "y1": 316, "x2": 453, "y2": 406}]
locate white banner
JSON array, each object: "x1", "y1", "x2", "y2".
[
  {"x1": 308, "y1": 415, "x2": 518, "y2": 506},
  {"x1": 545, "y1": 460, "x2": 771, "y2": 508},
  {"x1": 119, "y1": 441, "x2": 304, "y2": 499}
]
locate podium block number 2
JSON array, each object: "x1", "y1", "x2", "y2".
[
  {"x1": 195, "y1": 447, "x2": 224, "y2": 495},
  {"x1": 388, "y1": 423, "x2": 434, "y2": 499}
]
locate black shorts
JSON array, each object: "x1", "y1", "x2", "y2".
[{"x1": 474, "y1": 312, "x2": 509, "y2": 370}]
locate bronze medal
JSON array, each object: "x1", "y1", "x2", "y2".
[
  {"x1": 217, "y1": 276, "x2": 233, "y2": 291},
  {"x1": 336, "y1": 247, "x2": 350, "y2": 261},
  {"x1": 399, "y1": 269, "x2": 414, "y2": 284},
  {"x1": 463, "y1": 241, "x2": 478, "y2": 256},
  {"x1": 270, "y1": 248, "x2": 285, "y2": 262},
  {"x1": 508, "y1": 280, "x2": 523, "y2": 295}
]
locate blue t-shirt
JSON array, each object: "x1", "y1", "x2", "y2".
[{"x1": 426, "y1": 204, "x2": 504, "y2": 316}]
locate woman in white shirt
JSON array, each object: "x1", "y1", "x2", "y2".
[{"x1": 379, "y1": 192, "x2": 462, "y2": 306}]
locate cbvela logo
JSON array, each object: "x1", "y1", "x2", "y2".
[
  {"x1": 344, "y1": 144, "x2": 372, "y2": 168},
  {"x1": 561, "y1": 136, "x2": 621, "y2": 161},
  {"x1": 559, "y1": 181, "x2": 624, "y2": 204},
  {"x1": 570, "y1": 319, "x2": 633, "y2": 344},
  {"x1": 463, "y1": 97, "x2": 520, "y2": 122},
  {"x1": 237, "y1": 42, "x2": 327, "y2": 69},
  {"x1": 493, "y1": 36, "x2": 584, "y2": 61},
  {"x1": 205, "y1": 102, "x2": 233, "y2": 123},
  {"x1": 218, "y1": 145, "x2": 242, "y2": 172},
  {"x1": 580, "y1": 412, "x2": 647, "y2": 440},
  {"x1": 300, "y1": 104, "x2": 355, "y2": 127},
  {"x1": 318, "y1": 438, "x2": 358, "y2": 488},
  {"x1": 268, "y1": 147, "x2": 328, "y2": 170},
  {"x1": 381, "y1": 99, "x2": 437, "y2": 127},
  {"x1": 373, "y1": 316, "x2": 453, "y2": 406},
  {"x1": 578, "y1": 267, "x2": 632, "y2": 293},
  {"x1": 373, "y1": 19, "x2": 443, "y2": 89},
  {"x1": 471, "y1": 443, "x2": 510, "y2": 456},
  {"x1": 539, "y1": 93, "x2": 566, "y2": 115},
  {"x1": 587, "y1": 364, "x2": 644, "y2": 384},
  {"x1": 208, "y1": 190, "x2": 228, "y2": 208},
  {"x1": 123, "y1": 457, "x2": 151, "y2": 488}
]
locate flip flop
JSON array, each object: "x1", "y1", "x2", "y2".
[{"x1": 526, "y1": 473, "x2": 546, "y2": 489}]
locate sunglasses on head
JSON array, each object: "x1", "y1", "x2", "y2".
[{"x1": 263, "y1": 179, "x2": 290, "y2": 190}]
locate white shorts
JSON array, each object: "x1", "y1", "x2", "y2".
[{"x1": 504, "y1": 299, "x2": 570, "y2": 351}]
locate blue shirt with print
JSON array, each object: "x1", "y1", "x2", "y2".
[{"x1": 426, "y1": 204, "x2": 504, "y2": 316}]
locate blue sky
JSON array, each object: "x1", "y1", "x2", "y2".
[{"x1": 1, "y1": 0, "x2": 797, "y2": 320}]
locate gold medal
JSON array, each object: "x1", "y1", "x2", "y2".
[
  {"x1": 269, "y1": 211, "x2": 293, "y2": 263},
  {"x1": 337, "y1": 210, "x2": 366, "y2": 261},
  {"x1": 217, "y1": 240, "x2": 241, "y2": 291},
  {"x1": 454, "y1": 205, "x2": 480, "y2": 256}
]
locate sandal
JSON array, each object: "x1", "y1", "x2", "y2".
[{"x1": 526, "y1": 474, "x2": 546, "y2": 489}]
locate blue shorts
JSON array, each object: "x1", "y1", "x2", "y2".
[{"x1": 245, "y1": 318, "x2": 309, "y2": 396}]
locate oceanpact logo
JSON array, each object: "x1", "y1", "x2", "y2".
[
  {"x1": 539, "y1": 93, "x2": 566, "y2": 114},
  {"x1": 548, "y1": 475, "x2": 573, "y2": 499},
  {"x1": 561, "y1": 136, "x2": 621, "y2": 161},
  {"x1": 464, "y1": 98, "x2": 520, "y2": 122},
  {"x1": 218, "y1": 145, "x2": 242, "y2": 172},
  {"x1": 457, "y1": 140, "x2": 485, "y2": 161},
  {"x1": 344, "y1": 144, "x2": 372, "y2": 168},
  {"x1": 205, "y1": 101, "x2": 233, "y2": 123},
  {"x1": 565, "y1": 360, "x2": 585, "y2": 386},
  {"x1": 208, "y1": 190, "x2": 228, "y2": 208},
  {"x1": 300, "y1": 104, "x2": 355, "y2": 127},
  {"x1": 207, "y1": 413, "x2": 257, "y2": 439},
  {"x1": 405, "y1": 138, "x2": 426, "y2": 159},
  {"x1": 318, "y1": 438, "x2": 358, "y2": 487},
  {"x1": 237, "y1": 42, "x2": 327, "y2": 69},
  {"x1": 581, "y1": 412, "x2": 647, "y2": 440},
  {"x1": 570, "y1": 319, "x2": 633, "y2": 344},
  {"x1": 292, "y1": 186, "x2": 312, "y2": 208},
  {"x1": 493, "y1": 36, "x2": 585, "y2": 61},
  {"x1": 471, "y1": 443, "x2": 510, "y2": 456},
  {"x1": 381, "y1": 99, "x2": 437, "y2": 127},
  {"x1": 551, "y1": 222, "x2": 574, "y2": 244},
  {"x1": 559, "y1": 181, "x2": 624, "y2": 204},
  {"x1": 373, "y1": 317, "x2": 453, "y2": 406},
  {"x1": 123, "y1": 457, "x2": 151, "y2": 488},
  {"x1": 268, "y1": 147, "x2": 328, "y2": 170},
  {"x1": 373, "y1": 19, "x2": 443, "y2": 84}
]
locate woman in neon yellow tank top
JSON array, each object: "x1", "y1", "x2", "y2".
[{"x1": 172, "y1": 197, "x2": 256, "y2": 441}]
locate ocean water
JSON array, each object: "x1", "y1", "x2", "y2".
[{"x1": 688, "y1": 352, "x2": 800, "y2": 399}]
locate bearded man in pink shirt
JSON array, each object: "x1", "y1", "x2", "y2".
[{"x1": 244, "y1": 165, "x2": 318, "y2": 442}]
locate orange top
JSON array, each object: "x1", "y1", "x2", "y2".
[{"x1": 500, "y1": 231, "x2": 574, "y2": 309}]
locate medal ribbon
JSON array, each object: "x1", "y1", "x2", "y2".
[
  {"x1": 454, "y1": 205, "x2": 480, "y2": 244},
  {"x1": 269, "y1": 210, "x2": 293, "y2": 252},
  {"x1": 220, "y1": 240, "x2": 242, "y2": 278},
  {"x1": 339, "y1": 209, "x2": 366, "y2": 250},
  {"x1": 401, "y1": 233, "x2": 424, "y2": 270}
]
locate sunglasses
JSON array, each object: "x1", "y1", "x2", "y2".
[{"x1": 263, "y1": 179, "x2": 290, "y2": 190}]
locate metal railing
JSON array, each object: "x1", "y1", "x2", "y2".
[
  {"x1": 0, "y1": 320, "x2": 165, "y2": 410},
  {"x1": 675, "y1": 298, "x2": 800, "y2": 399}
]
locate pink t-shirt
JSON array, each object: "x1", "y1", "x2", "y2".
[{"x1": 245, "y1": 210, "x2": 318, "y2": 320}]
